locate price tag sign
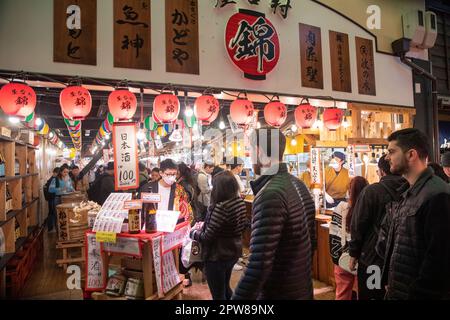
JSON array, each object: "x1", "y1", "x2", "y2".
[
  {"x1": 123, "y1": 200, "x2": 143, "y2": 210},
  {"x1": 156, "y1": 210, "x2": 180, "y2": 233},
  {"x1": 141, "y1": 193, "x2": 161, "y2": 203},
  {"x1": 96, "y1": 231, "x2": 117, "y2": 243},
  {"x1": 112, "y1": 123, "x2": 139, "y2": 190}
]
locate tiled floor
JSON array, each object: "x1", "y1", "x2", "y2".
[{"x1": 20, "y1": 230, "x2": 335, "y2": 300}]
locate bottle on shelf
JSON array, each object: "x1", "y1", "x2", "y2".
[
  {"x1": 15, "y1": 219, "x2": 21, "y2": 241},
  {"x1": 0, "y1": 150, "x2": 5, "y2": 178},
  {"x1": 14, "y1": 157, "x2": 20, "y2": 175},
  {"x1": 6, "y1": 183, "x2": 13, "y2": 213},
  {"x1": 145, "y1": 187, "x2": 157, "y2": 233},
  {"x1": 128, "y1": 192, "x2": 141, "y2": 234}
]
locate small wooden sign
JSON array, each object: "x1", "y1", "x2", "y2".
[
  {"x1": 165, "y1": 0, "x2": 199, "y2": 74},
  {"x1": 114, "y1": 0, "x2": 151, "y2": 70},
  {"x1": 54, "y1": 0, "x2": 97, "y2": 65},
  {"x1": 299, "y1": 23, "x2": 323, "y2": 89},
  {"x1": 1, "y1": 127, "x2": 11, "y2": 138},
  {"x1": 355, "y1": 37, "x2": 376, "y2": 96},
  {"x1": 329, "y1": 31, "x2": 351, "y2": 93}
]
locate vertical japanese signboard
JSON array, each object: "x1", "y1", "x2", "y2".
[
  {"x1": 310, "y1": 148, "x2": 322, "y2": 184},
  {"x1": 329, "y1": 31, "x2": 351, "y2": 93},
  {"x1": 356, "y1": 37, "x2": 376, "y2": 96},
  {"x1": 54, "y1": 0, "x2": 97, "y2": 65},
  {"x1": 346, "y1": 144, "x2": 355, "y2": 177},
  {"x1": 112, "y1": 122, "x2": 139, "y2": 190},
  {"x1": 299, "y1": 23, "x2": 323, "y2": 89},
  {"x1": 114, "y1": 0, "x2": 151, "y2": 70},
  {"x1": 165, "y1": 0, "x2": 199, "y2": 74}
]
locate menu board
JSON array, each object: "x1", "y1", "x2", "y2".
[
  {"x1": 113, "y1": 122, "x2": 139, "y2": 190},
  {"x1": 85, "y1": 233, "x2": 104, "y2": 291},
  {"x1": 93, "y1": 193, "x2": 132, "y2": 233}
]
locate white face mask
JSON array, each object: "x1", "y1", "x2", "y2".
[
  {"x1": 329, "y1": 160, "x2": 340, "y2": 170},
  {"x1": 162, "y1": 175, "x2": 177, "y2": 186}
]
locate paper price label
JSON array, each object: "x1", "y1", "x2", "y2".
[
  {"x1": 96, "y1": 231, "x2": 117, "y2": 243},
  {"x1": 141, "y1": 193, "x2": 161, "y2": 203},
  {"x1": 123, "y1": 200, "x2": 143, "y2": 210}
]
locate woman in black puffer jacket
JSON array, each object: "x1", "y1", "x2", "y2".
[{"x1": 190, "y1": 170, "x2": 247, "y2": 300}]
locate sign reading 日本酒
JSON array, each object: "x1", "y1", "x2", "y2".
[
  {"x1": 54, "y1": 0, "x2": 97, "y2": 65},
  {"x1": 114, "y1": 0, "x2": 151, "y2": 70},
  {"x1": 112, "y1": 122, "x2": 139, "y2": 190},
  {"x1": 225, "y1": 9, "x2": 280, "y2": 80},
  {"x1": 299, "y1": 23, "x2": 323, "y2": 89},
  {"x1": 165, "y1": 0, "x2": 199, "y2": 74}
]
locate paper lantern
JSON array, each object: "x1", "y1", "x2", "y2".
[
  {"x1": 35, "y1": 119, "x2": 45, "y2": 131},
  {"x1": 108, "y1": 89, "x2": 137, "y2": 120},
  {"x1": 33, "y1": 135, "x2": 40, "y2": 147},
  {"x1": 39, "y1": 123, "x2": 49, "y2": 135},
  {"x1": 194, "y1": 95, "x2": 220, "y2": 124},
  {"x1": 101, "y1": 121, "x2": 110, "y2": 134},
  {"x1": 153, "y1": 93, "x2": 180, "y2": 123},
  {"x1": 60, "y1": 86, "x2": 92, "y2": 120},
  {"x1": 230, "y1": 99, "x2": 254, "y2": 126},
  {"x1": 323, "y1": 108, "x2": 344, "y2": 131},
  {"x1": 0, "y1": 82, "x2": 36, "y2": 117},
  {"x1": 264, "y1": 101, "x2": 287, "y2": 127},
  {"x1": 295, "y1": 104, "x2": 317, "y2": 129},
  {"x1": 144, "y1": 115, "x2": 158, "y2": 131}
]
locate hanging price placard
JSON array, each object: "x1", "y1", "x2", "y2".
[
  {"x1": 112, "y1": 122, "x2": 139, "y2": 190},
  {"x1": 347, "y1": 145, "x2": 356, "y2": 177},
  {"x1": 310, "y1": 148, "x2": 322, "y2": 184}
]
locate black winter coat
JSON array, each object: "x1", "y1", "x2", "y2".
[
  {"x1": 191, "y1": 197, "x2": 247, "y2": 262},
  {"x1": 89, "y1": 173, "x2": 115, "y2": 205},
  {"x1": 381, "y1": 168, "x2": 450, "y2": 300},
  {"x1": 349, "y1": 175, "x2": 406, "y2": 267},
  {"x1": 232, "y1": 164, "x2": 316, "y2": 300}
]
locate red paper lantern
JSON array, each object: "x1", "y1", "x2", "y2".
[
  {"x1": 152, "y1": 111, "x2": 161, "y2": 123},
  {"x1": 153, "y1": 93, "x2": 180, "y2": 123},
  {"x1": 194, "y1": 95, "x2": 220, "y2": 125},
  {"x1": 294, "y1": 103, "x2": 317, "y2": 129},
  {"x1": 230, "y1": 99, "x2": 254, "y2": 126},
  {"x1": 60, "y1": 86, "x2": 92, "y2": 120},
  {"x1": 108, "y1": 89, "x2": 137, "y2": 120},
  {"x1": 264, "y1": 101, "x2": 287, "y2": 127},
  {"x1": 323, "y1": 108, "x2": 344, "y2": 131},
  {"x1": 0, "y1": 82, "x2": 36, "y2": 117}
]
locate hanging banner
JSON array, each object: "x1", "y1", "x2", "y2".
[
  {"x1": 356, "y1": 36, "x2": 376, "y2": 96},
  {"x1": 112, "y1": 122, "x2": 139, "y2": 190},
  {"x1": 329, "y1": 30, "x2": 351, "y2": 93},
  {"x1": 54, "y1": 0, "x2": 97, "y2": 65},
  {"x1": 114, "y1": 0, "x2": 151, "y2": 70},
  {"x1": 165, "y1": 0, "x2": 199, "y2": 74},
  {"x1": 346, "y1": 144, "x2": 356, "y2": 177},
  {"x1": 299, "y1": 23, "x2": 323, "y2": 89},
  {"x1": 310, "y1": 147, "x2": 322, "y2": 184},
  {"x1": 225, "y1": 9, "x2": 280, "y2": 80},
  {"x1": 85, "y1": 233, "x2": 104, "y2": 291}
]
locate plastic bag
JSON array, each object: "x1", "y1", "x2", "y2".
[{"x1": 181, "y1": 237, "x2": 202, "y2": 269}]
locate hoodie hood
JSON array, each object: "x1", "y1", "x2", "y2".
[{"x1": 380, "y1": 174, "x2": 408, "y2": 195}]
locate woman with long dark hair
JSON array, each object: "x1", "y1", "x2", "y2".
[
  {"x1": 329, "y1": 176, "x2": 368, "y2": 300},
  {"x1": 190, "y1": 171, "x2": 247, "y2": 300}
]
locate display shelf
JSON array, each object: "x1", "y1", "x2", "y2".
[
  {"x1": 0, "y1": 135, "x2": 36, "y2": 148},
  {"x1": 0, "y1": 198, "x2": 39, "y2": 227}
]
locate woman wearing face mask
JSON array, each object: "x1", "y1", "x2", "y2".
[{"x1": 324, "y1": 151, "x2": 351, "y2": 208}]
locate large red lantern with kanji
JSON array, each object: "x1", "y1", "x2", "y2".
[
  {"x1": 323, "y1": 108, "x2": 344, "y2": 131},
  {"x1": 194, "y1": 95, "x2": 220, "y2": 125},
  {"x1": 153, "y1": 93, "x2": 180, "y2": 123},
  {"x1": 107, "y1": 89, "x2": 137, "y2": 120},
  {"x1": 264, "y1": 101, "x2": 286, "y2": 127},
  {"x1": 230, "y1": 99, "x2": 255, "y2": 126},
  {"x1": 295, "y1": 103, "x2": 317, "y2": 129},
  {"x1": 0, "y1": 82, "x2": 36, "y2": 117},
  {"x1": 60, "y1": 86, "x2": 92, "y2": 120},
  {"x1": 225, "y1": 10, "x2": 280, "y2": 80}
]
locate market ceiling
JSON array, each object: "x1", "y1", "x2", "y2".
[{"x1": 0, "y1": 70, "x2": 342, "y2": 154}]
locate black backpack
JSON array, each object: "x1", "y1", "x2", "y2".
[{"x1": 43, "y1": 176, "x2": 59, "y2": 201}]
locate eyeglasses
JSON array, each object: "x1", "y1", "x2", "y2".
[{"x1": 163, "y1": 173, "x2": 177, "y2": 177}]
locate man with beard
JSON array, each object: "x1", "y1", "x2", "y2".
[
  {"x1": 381, "y1": 128, "x2": 450, "y2": 300},
  {"x1": 232, "y1": 129, "x2": 316, "y2": 300}
]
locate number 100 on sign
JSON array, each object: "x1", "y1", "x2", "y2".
[{"x1": 112, "y1": 122, "x2": 139, "y2": 190}]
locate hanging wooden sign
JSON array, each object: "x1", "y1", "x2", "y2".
[
  {"x1": 114, "y1": 0, "x2": 151, "y2": 70},
  {"x1": 310, "y1": 148, "x2": 322, "y2": 185},
  {"x1": 165, "y1": 0, "x2": 199, "y2": 74},
  {"x1": 355, "y1": 36, "x2": 376, "y2": 96},
  {"x1": 329, "y1": 31, "x2": 351, "y2": 93},
  {"x1": 299, "y1": 23, "x2": 323, "y2": 89},
  {"x1": 54, "y1": 0, "x2": 97, "y2": 65}
]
